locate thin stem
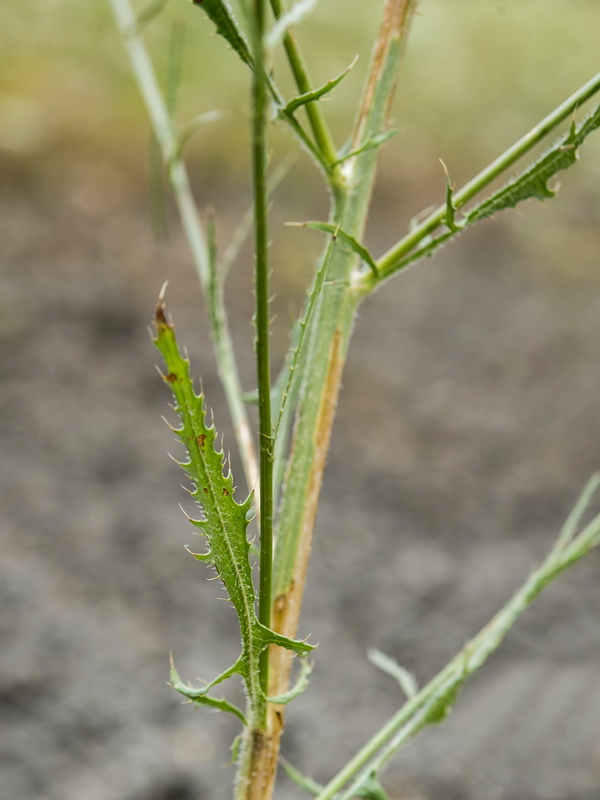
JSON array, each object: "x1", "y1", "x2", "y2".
[
  {"x1": 107, "y1": 0, "x2": 259, "y2": 493},
  {"x1": 267, "y1": 0, "x2": 340, "y2": 172},
  {"x1": 251, "y1": 0, "x2": 274, "y2": 706},
  {"x1": 375, "y1": 70, "x2": 600, "y2": 280},
  {"x1": 316, "y1": 499, "x2": 600, "y2": 800}
]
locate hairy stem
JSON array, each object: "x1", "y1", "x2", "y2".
[
  {"x1": 251, "y1": 0, "x2": 274, "y2": 710},
  {"x1": 374, "y1": 70, "x2": 600, "y2": 282},
  {"x1": 107, "y1": 0, "x2": 258, "y2": 493}
]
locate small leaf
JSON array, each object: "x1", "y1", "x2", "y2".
[
  {"x1": 279, "y1": 57, "x2": 358, "y2": 117},
  {"x1": 332, "y1": 130, "x2": 398, "y2": 167},
  {"x1": 356, "y1": 773, "x2": 392, "y2": 800},
  {"x1": 267, "y1": 658, "x2": 313, "y2": 704},
  {"x1": 368, "y1": 649, "x2": 418, "y2": 699},
  {"x1": 191, "y1": 0, "x2": 253, "y2": 69},
  {"x1": 258, "y1": 623, "x2": 315, "y2": 657},
  {"x1": 169, "y1": 655, "x2": 247, "y2": 724},
  {"x1": 299, "y1": 220, "x2": 379, "y2": 276}
]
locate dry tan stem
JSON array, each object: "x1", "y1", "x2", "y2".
[{"x1": 352, "y1": 0, "x2": 418, "y2": 149}]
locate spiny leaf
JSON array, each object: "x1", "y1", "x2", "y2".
[
  {"x1": 466, "y1": 103, "x2": 600, "y2": 223},
  {"x1": 267, "y1": 658, "x2": 313, "y2": 704},
  {"x1": 191, "y1": 0, "x2": 253, "y2": 69},
  {"x1": 332, "y1": 130, "x2": 398, "y2": 167},
  {"x1": 299, "y1": 220, "x2": 379, "y2": 276},
  {"x1": 154, "y1": 300, "x2": 255, "y2": 616},
  {"x1": 154, "y1": 297, "x2": 314, "y2": 720},
  {"x1": 169, "y1": 657, "x2": 247, "y2": 724},
  {"x1": 368, "y1": 649, "x2": 418, "y2": 699},
  {"x1": 356, "y1": 773, "x2": 392, "y2": 800},
  {"x1": 279, "y1": 57, "x2": 358, "y2": 117}
]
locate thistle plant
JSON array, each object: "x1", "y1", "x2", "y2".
[{"x1": 107, "y1": 1, "x2": 600, "y2": 798}]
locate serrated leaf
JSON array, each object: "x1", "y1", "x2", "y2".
[
  {"x1": 267, "y1": 658, "x2": 313, "y2": 704},
  {"x1": 368, "y1": 649, "x2": 418, "y2": 699},
  {"x1": 466, "y1": 103, "x2": 600, "y2": 223},
  {"x1": 191, "y1": 0, "x2": 253, "y2": 69},
  {"x1": 169, "y1": 656, "x2": 247, "y2": 724},
  {"x1": 279, "y1": 56, "x2": 357, "y2": 117},
  {"x1": 301, "y1": 221, "x2": 379, "y2": 276},
  {"x1": 154, "y1": 298, "x2": 314, "y2": 719}
]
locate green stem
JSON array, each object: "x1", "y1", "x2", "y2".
[
  {"x1": 271, "y1": 1, "x2": 419, "y2": 703},
  {"x1": 107, "y1": 0, "x2": 258, "y2": 493},
  {"x1": 267, "y1": 0, "x2": 340, "y2": 174},
  {"x1": 251, "y1": 0, "x2": 274, "y2": 705},
  {"x1": 316, "y1": 499, "x2": 600, "y2": 800},
  {"x1": 375, "y1": 70, "x2": 600, "y2": 281}
]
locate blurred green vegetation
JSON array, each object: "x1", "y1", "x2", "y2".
[{"x1": 2, "y1": 0, "x2": 599, "y2": 280}]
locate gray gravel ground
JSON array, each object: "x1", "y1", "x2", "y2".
[{"x1": 1, "y1": 175, "x2": 600, "y2": 800}]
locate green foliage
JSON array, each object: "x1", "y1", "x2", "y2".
[
  {"x1": 153, "y1": 298, "x2": 313, "y2": 720},
  {"x1": 301, "y1": 221, "x2": 379, "y2": 276},
  {"x1": 332, "y1": 130, "x2": 398, "y2": 167},
  {"x1": 108, "y1": 0, "x2": 600, "y2": 795},
  {"x1": 190, "y1": 0, "x2": 253, "y2": 68},
  {"x1": 278, "y1": 56, "x2": 357, "y2": 117},
  {"x1": 467, "y1": 103, "x2": 600, "y2": 223}
]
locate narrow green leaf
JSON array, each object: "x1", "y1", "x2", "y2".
[
  {"x1": 169, "y1": 656, "x2": 247, "y2": 724},
  {"x1": 332, "y1": 130, "x2": 398, "y2": 167},
  {"x1": 279, "y1": 57, "x2": 358, "y2": 117},
  {"x1": 191, "y1": 0, "x2": 253, "y2": 69},
  {"x1": 467, "y1": 103, "x2": 600, "y2": 223},
  {"x1": 300, "y1": 221, "x2": 379, "y2": 276},
  {"x1": 154, "y1": 298, "x2": 314, "y2": 719},
  {"x1": 267, "y1": 658, "x2": 313, "y2": 704},
  {"x1": 368, "y1": 649, "x2": 418, "y2": 699}
]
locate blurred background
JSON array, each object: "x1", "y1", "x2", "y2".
[{"x1": 2, "y1": 1, "x2": 600, "y2": 799}]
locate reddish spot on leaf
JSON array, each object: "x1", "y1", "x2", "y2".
[
  {"x1": 198, "y1": 434, "x2": 207, "y2": 448},
  {"x1": 222, "y1": 488, "x2": 229, "y2": 496},
  {"x1": 164, "y1": 373, "x2": 178, "y2": 384}
]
